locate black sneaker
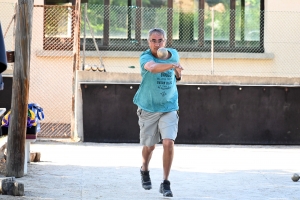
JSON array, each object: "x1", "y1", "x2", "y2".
[
  {"x1": 140, "y1": 168, "x2": 152, "y2": 190},
  {"x1": 159, "y1": 180, "x2": 173, "y2": 197}
]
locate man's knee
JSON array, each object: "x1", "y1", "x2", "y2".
[
  {"x1": 162, "y1": 139, "x2": 174, "y2": 150},
  {"x1": 144, "y1": 145, "x2": 155, "y2": 152}
]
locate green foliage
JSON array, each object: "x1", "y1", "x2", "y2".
[
  {"x1": 111, "y1": 0, "x2": 128, "y2": 6},
  {"x1": 87, "y1": 0, "x2": 103, "y2": 4}
]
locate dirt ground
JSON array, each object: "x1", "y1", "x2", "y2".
[
  {"x1": 0, "y1": 158, "x2": 6, "y2": 175},
  {"x1": 0, "y1": 139, "x2": 300, "y2": 199}
]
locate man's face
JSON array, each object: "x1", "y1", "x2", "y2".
[{"x1": 148, "y1": 32, "x2": 166, "y2": 56}]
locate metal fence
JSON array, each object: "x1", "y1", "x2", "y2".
[
  {"x1": 30, "y1": 5, "x2": 75, "y2": 138},
  {"x1": 1, "y1": 3, "x2": 300, "y2": 138},
  {"x1": 81, "y1": 4, "x2": 300, "y2": 77},
  {"x1": 2, "y1": 3, "x2": 74, "y2": 138}
]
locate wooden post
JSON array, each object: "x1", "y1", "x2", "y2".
[
  {"x1": 6, "y1": 0, "x2": 34, "y2": 178},
  {"x1": 71, "y1": 0, "x2": 81, "y2": 139}
]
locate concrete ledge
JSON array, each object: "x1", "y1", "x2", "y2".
[
  {"x1": 36, "y1": 50, "x2": 73, "y2": 57},
  {"x1": 179, "y1": 52, "x2": 274, "y2": 60},
  {"x1": 78, "y1": 71, "x2": 300, "y2": 87},
  {"x1": 177, "y1": 75, "x2": 300, "y2": 86},
  {"x1": 36, "y1": 50, "x2": 274, "y2": 60},
  {"x1": 4, "y1": 69, "x2": 299, "y2": 86},
  {"x1": 1, "y1": 69, "x2": 13, "y2": 77},
  {"x1": 78, "y1": 71, "x2": 141, "y2": 84}
]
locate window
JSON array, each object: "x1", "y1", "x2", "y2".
[
  {"x1": 43, "y1": 1, "x2": 74, "y2": 50},
  {"x1": 43, "y1": 0, "x2": 87, "y2": 50},
  {"x1": 44, "y1": 0, "x2": 264, "y2": 53}
]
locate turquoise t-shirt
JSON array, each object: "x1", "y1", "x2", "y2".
[{"x1": 133, "y1": 48, "x2": 180, "y2": 112}]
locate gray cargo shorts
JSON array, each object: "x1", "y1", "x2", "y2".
[{"x1": 137, "y1": 107, "x2": 179, "y2": 147}]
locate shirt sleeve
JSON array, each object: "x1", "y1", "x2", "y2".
[
  {"x1": 139, "y1": 51, "x2": 154, "y2": 75},
  {"x1": 140, "y1": 52, "x2": 153, "y2": 68}
]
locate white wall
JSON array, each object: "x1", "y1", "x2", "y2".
[{"x1": 265, "y1": 0, "x2": 300, "y2": 12}]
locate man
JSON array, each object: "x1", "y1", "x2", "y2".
[{"x1": 133, "y1": 28, "x2": 183, "y2": 197}]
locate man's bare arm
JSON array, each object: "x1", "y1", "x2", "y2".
[{"x1": 144, "y1": 61, "x2": 183, "y2": 73}]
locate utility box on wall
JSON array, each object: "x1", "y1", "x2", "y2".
[{"x1": 81, "y1": 84, "x2": 300, "y2": 145}]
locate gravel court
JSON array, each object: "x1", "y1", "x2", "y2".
[{"x1": 0, "y1": 141, "x2": 300, "y2": 199}]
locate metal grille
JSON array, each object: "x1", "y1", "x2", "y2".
[
  {"x1": 81, "y1": 4, "x2": 300, "y2": 78},
  {"x1": 29, "y1": 5, "x2": 75, "y2": 137},
  {"x1": 1, "y1": 3, "x2": 300, "y2": 138},
  {"x1": 2, "y1": 4, "x2": 75, "y2": 138}
]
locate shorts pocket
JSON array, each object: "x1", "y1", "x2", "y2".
[{"x1": 137, "y1": 108, "x2": 142, "y2": 117}]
